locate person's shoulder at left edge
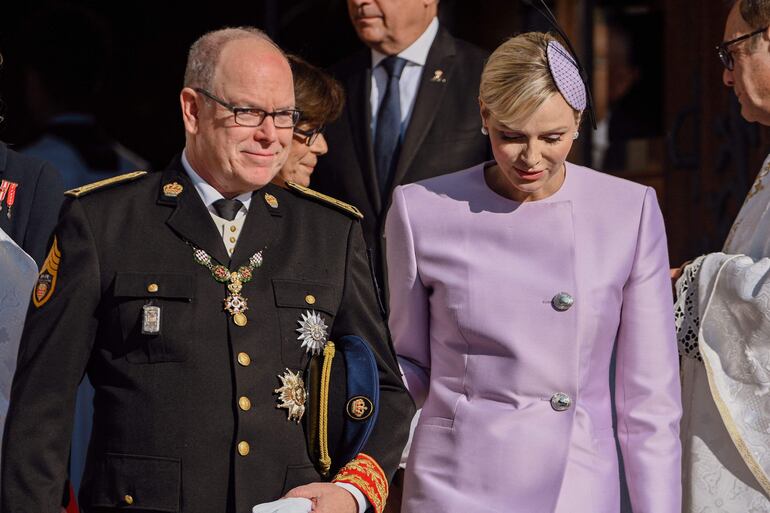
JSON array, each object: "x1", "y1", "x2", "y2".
[{"x1": 0, "y1": 141, "x2": 65, "y2": 267}]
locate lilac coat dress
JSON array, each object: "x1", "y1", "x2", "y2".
[{"x1": 384, "y1": 162, "x2": 682, "y2": 513}]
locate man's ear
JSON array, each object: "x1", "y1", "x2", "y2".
[{"x1": 180, "y1": 87, "x2": 201, "y2": 135}]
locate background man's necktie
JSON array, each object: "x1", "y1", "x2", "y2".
[{"x1": 374, "y1": 56, "x2": 408, "y2": 199}]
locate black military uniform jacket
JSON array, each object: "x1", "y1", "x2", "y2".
[
  {"x1": 0, "y1": 141, "x2": 64, "y2": 267},
  {"x1": 1, "y1": 157, "x2": 414, "y2": 513},
  {"x1": 312, "y1": 27, "x2": 490, "y2": 305}
]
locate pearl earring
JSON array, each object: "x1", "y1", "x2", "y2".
[
  {"x1": 481, "y1": 126, "x2": 489, "y2": 136},
  {"x1": 573, "y1": 131, "x2": 579, "y2": 140}
]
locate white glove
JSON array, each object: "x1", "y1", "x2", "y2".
[{"x1": 252, "y1": 497, "x2": 313, "y2": 513}]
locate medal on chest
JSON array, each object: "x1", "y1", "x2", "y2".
[
  {"x1": 190, "y1": 244, "x2": 263, "y2": 326},
  {"x1": 0, "y1": 180, "x2": 19, "y2": 220}
]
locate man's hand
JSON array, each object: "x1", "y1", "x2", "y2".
[
  {"x1": 671, "y1": 260, "x2": 693, "y2": 282},
  {"x1": 285, "y1": 482, "x2": 357, "y2": 513}
]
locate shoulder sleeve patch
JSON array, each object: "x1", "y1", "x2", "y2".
[
  {"x1": 286, "y1": 181, "x2": 363, "y2": 220},
  {"x1": 65, "y1": 171, "x2": 148, "y2": 198},
  {"x1": 33, "y1": 236, "x2": 61, "y2": 308}
]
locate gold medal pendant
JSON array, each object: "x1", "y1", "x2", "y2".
[{"x1": 224, "y1": 292, "x2": 249, "y2": 326}]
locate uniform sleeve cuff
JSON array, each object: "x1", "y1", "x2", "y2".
[{"x1": 332, "y1": 453, "x2": 388, "y2": 513}]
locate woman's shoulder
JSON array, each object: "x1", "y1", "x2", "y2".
[
  {"x1": 396, "y1": 162, "x2": 487, "y2": 201},
  {"x1": 567, "y1": 162, "x2": 651, "y2": 204}
]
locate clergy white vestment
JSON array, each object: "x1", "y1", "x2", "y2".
[
  {"x1": 679, "y1": 154, "x2": 770, "y2": 511},
  {"x1": 0, "y1": 228, "x2": 37, "y2": 472}
]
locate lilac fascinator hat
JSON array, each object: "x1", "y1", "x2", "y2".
[
  {"x1": 524, "y1": 0, "x2": 596, "y2": 128},
  {"x1": 546, "y1": 40, "x2": 587, "y2": 112}
]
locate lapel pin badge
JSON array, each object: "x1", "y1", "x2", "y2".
[{"x1": 430, "y1": 69, "x2": 446, "y2": 83}]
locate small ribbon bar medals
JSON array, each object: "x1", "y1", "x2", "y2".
[{"x1": 0, "y1": 180, "x2": 18, "y2": 219}]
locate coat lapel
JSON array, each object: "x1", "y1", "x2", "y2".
[
  {"x1": 230, "y1": 183, "x2": 282, "y2": 269},
  {"x1": 393, "y1": 28, "x2": 457, "y2": 189},
  {"x1": 160, "y1": 159, "x2": 231, "y2": 266},
  {"x1": 345, "y1": 51, "x2": 382, "y2": 213}
]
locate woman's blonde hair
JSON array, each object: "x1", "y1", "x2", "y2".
[{"x1": 480, "y1": 32, "x2": 581, "y2": 126}]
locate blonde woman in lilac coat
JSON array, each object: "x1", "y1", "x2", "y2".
[{"x1": 385, "y1": 32, "x2": 682, "y2": 513}]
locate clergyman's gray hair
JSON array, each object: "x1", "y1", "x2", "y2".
[{"x1": 738, "y1": 0, "x2": 770, "y2": 29}]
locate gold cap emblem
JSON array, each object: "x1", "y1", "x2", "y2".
[
  {"x1": 264, "y1": 193, "x2": 279, "y2": 208},
  {"x1": 346, "y1": 395, "x2": 374, "y2": 421},
  {"x1": 163, "y1": 182, "x2": 184, "y2": 197}
]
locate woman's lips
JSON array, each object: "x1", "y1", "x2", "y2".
[{"x1": 514, "y1": 167, "x2": 544, "y2": 181}]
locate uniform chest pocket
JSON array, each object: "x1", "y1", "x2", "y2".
[
  {"x1": 113, "y1": 272, "x2": 195, "y2": 364},
  {"x1": 273, "y1": 279, "x2": 338, "y2": 367}
]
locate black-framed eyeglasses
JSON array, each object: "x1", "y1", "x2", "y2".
[
  {"x1": 194, "y1": 88, "x2": 301, "y2": 128},
  {"x1": 293, "y1": 125, "x2": 325, "y2": 146},
  {"x1": 716, "y1": 26, "x2": 768, "y2": 70}
]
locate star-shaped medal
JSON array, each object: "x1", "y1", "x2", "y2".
[{"x1": 296, "y1": 310, "x2": 328, "y2": 355}]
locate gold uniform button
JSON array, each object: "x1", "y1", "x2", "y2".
[
  {"x1": 305, "y1": 294, "x2": 316, "y2": 305},
  {"x1": 237, "y1": 352, "x2": 251, "y2": 366},
  {"x1": 229, "y1": 236, "x2": 236, "y2": 243},
  {"x1": 238, "y1": 441, "x2": 250, "y2": 456},
  {"x1": 147, "y1": 283, "x2": 159, "y2": 293},
  {"x1": 239, "y1": 396, "x2": 252, "y2": 411},
  {"x1": 230, "y1": 225, "x2": 237, "y2": 232},
  {"x1": 124, "y1": 494, "x2": 134, "y2": 505}
]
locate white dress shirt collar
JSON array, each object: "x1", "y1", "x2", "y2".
[
  {"x1": 181, "y1": 149, "x2": 252, "y2": 216},
  {"x1": 370, "y1": 16, "x2": 438, "y2": 68}
]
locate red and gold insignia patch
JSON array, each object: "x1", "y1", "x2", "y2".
[{"x1": 33, "y1": 237, "x2": 61, "y2": 308}]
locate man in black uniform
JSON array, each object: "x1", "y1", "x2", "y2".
[{"x1": 1, "y1": 27, "x2": 413, "y2": 513}]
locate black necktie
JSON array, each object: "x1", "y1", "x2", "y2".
[
  {"x1": 374, "y1": 56, "x2": 408, "y2": 199},
  {"x1": 213, "y1": 198, "x2": 243, "y2": 221}
]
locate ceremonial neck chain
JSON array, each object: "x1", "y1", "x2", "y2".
[{"x1": 190, "y1": 244, "x2": 264, "y2": 327}]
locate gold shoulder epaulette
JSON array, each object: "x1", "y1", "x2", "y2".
[
  {"x1": 286, "y1": 182, "x2": 363, "y2": 220},
  {"x1": 65, "y1": 171, "x2": 148, "y2": 198}
]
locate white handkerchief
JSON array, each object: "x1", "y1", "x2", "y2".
[{"x1": 252, "y1": 497, "x2": 313, "y2": 513}]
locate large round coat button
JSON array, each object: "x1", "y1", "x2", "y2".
[
  {"x1": 238, "y1": 441, "x2": 250, "y2": 456},
  {"x1": 237, "y1": 352, "x2": 251, "y2": 366},
  {"x1": 550, "y1": 392, "x2": 572, "y2": 411},
  {"x1": 551, "y1": 292, "x2": 574, "y2": 312}
]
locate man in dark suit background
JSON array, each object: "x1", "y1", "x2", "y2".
[{"x1": 312, "y1": 0, "x2": 490, "y2": 306}]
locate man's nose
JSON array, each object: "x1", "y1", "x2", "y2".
[
  {"x1": 723, "y1": 67, "x2": 735, "y2": 87},
  {"x1": 255, "y1": 115, "x2": 278, "y2": 141}
]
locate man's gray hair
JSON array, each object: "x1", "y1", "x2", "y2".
[
  {"x1": 738, "y1": 0, "x2": 770, "y2": 29},
  {"x1": 183, "y1": 27, "x2": 283, "y2": 89}
]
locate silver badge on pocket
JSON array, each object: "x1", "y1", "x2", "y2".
[{"x1": 141, "y1": 303, "x2": 162, "y2": 335}]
